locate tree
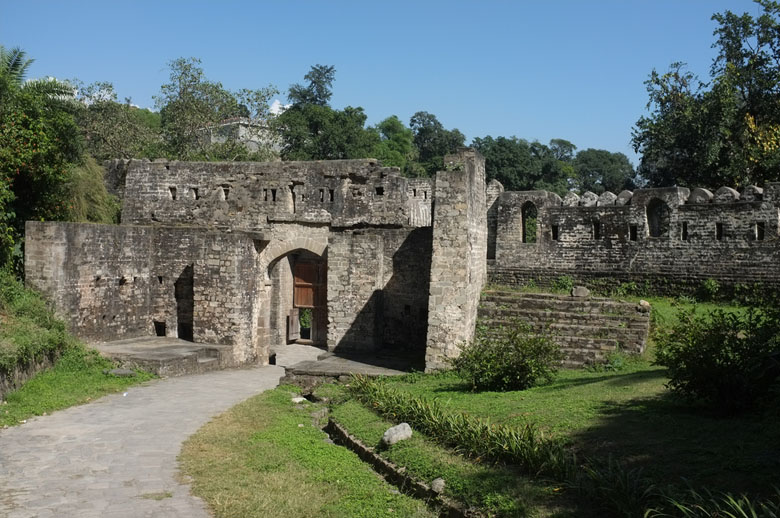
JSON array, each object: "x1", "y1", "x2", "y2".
[
  {"x1": 573, "y1": 148, "x2": 637, "y2": 193},
  {"x1": 277, "y1": 65, "x2": 379, "y2": 161},
  {"x1": 409, "y1": 111, "x2": 465, "y2": 175},
  {"x1": 74, "y1": 81, "x2": 161, "y2": 160},
  {"x1": 278, "y1": 104, "x2": 379, "y2": 160},
  {"x1": 155, "y1": 57, "x2": 278, "y2": 161},
  {"x1": 633, "y1": 1, "x2": 780, "y2": 187},
  {"x1": 0, "y1": 46, "x2": 84, "y2": 266},
  {"x1": 0, "y1": 46, "x2": 33, "y2": 87},
  {"x1": 288, "y1": 64, "x2": 336, "y2": 107},
  {"x1": 471, "y1": 136, "x2": 573, "y2": 195},
  {"x1": 369, "y1": 116, "x2": 424, "y2": 176}
]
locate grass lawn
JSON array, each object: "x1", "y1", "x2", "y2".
[
  {"x1": 1, "y1": 346, "x2": 155, "y2": 427},
  {"x1": 325, "y1": 386, "x2": 588, "y2": 518},
  {"x1": 380, "y1": 299, "x2": 777, "y2": 498},
  {"x1": 178, "y1": 385, "x2": 435, "y2": 518}
]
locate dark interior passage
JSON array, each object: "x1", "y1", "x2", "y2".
[{"x1": 175, "y1": 264, "x2": 194, "y2": 341}]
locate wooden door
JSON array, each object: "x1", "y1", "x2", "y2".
[{"x1": 292, "y1": 260, "x2": 327, "y2": 345}]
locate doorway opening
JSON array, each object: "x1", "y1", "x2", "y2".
[{"x1": 175, "y1": 264, "x2": 194, "y2": 341}]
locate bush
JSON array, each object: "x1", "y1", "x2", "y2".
[
  {"x1": 551, "y1": 275, "x2": 574, "y2": 293},
  {"x1": 451, "y1": 321, "x2": 562, "y2": 391},
  {"x1": 654, "y1": 304, "x2": 780, "y2": 413}
]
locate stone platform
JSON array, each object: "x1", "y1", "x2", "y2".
[
  {"x1": 94, "y1": 337, "x2": 234, "y2": 377},
  {"x1": 274, "y1": 343, "x2": 413, "y2": 387}
]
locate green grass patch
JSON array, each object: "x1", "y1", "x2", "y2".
[
  {"x1": 1, "y1": 346, "x2": 154, "y2": 427},
  {"x1": 327, "y1": 393, "x2": 585, "y2": 518},
  {"x1": 179, "y1": 385, "x2": 435, "y2": 518},
  {"x1": 381, "y1": 360, "x2": 779, "y2": 498}
]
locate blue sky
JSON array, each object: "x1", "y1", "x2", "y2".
[{"x1": 1, "y1": 0, "x2": 763, "y2": 164}]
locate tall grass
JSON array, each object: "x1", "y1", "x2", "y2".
[{"x1": 348, "y1": 374, "x2": 574, "y2": 480}]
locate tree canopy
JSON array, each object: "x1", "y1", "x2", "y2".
[
  {"x1": 633, "y1": 0, "x2": 780, "y2": 187},
  {"x1": 155, "y1": 57, "x2": 278, "y2": 161},
  {"x1": 0, "y1": 46, "x2": 118, "y2": 267}
]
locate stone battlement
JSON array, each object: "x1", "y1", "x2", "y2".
[
  {"x1": 488, "y1": 181, "x2": 780, "y2": 292},
  {"x1": 107, "y1": 158, "x2": 433, "y2": 229}
]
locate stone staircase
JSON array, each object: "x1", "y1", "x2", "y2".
[{"x1": 478, "y1": 290, "x2": 651, "y2": 368}]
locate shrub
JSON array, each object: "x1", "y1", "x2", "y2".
[
  {"x1": 697, "y1": 278, "x2": 720, "y2": 301},
  {"x1": 451, "y1": 321, "x2": 561, "y2": 391},
  {"x1": 654, "y1": 304, "x2": 780, "y2": 413},
  {"x1": 551, "y1": 275, "x2": 574, "y2": 293}
]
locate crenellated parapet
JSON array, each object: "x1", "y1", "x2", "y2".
[{"x1": 490, "y1": 182, "x2": 780, "y2": 292}]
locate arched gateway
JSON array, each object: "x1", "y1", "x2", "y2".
[{"x1": 25, "y1": 151, "x2": 488, "y2": 372}]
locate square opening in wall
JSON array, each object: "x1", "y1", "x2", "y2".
[
  {"x1": 755, "y1": 221, "x2": 765, "y2": 241},
  {"x1": 375, "y1": 186, "x2": 384, "y2": 196},
  {"x1": 551, "y1": 225, "x2": 559, "y2": 241},
  {"x1": 153, "y1": 321, "x2": 166, "y2": 336},
  {"x1": 629, "y1": 225, "x2": 638, "y2": 241},
  {"x1": 716, "y1": 222, "x2": 724, "y2": 240}
]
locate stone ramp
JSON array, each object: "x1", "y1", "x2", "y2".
[{"x1": 94, "y1": 337, "x2": 235, "y2": 377}]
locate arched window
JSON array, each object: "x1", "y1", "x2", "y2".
[
  {"x1": 522, "y1": 201, "x2": 537, "y2": 243},
  {"x1": 646, "y1": 198, "x2": 671, "y2": 238}
]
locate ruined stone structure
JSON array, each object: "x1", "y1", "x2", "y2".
[
  {"x1": 24, "y1": 147, "x2": 779, "y2": 374},
  {"x1": 25, "y1": 150, "x2": 487, "y2": 372},
  {"x1": 488, "y1": 183, "x2": 780, "y2": 293}
]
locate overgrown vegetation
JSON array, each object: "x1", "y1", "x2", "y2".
[
  {"x1": 326, "y1": 386, "x2": 580, "y2": 518},
  {"x1": 348, "y1": 375, "x2": 573, "y2": 480},
  {"x1": 0, "y1": 267, "x2": 153, "y2": 426},
  {"x1": 654, "y1": 302, "x2": 780, "y2": 414},
  {"x1": 0, "y1": 267, "x2": 76, "y2": 376},
  {"x1": 451, "y1": 321, "x2": 561, "y2": 391},
  {"x1": 1, "y1": 346, "x2": 154, "y2": 427}
]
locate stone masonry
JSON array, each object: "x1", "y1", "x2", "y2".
[
  {"x1": 489, "y1": 184, "x2": 780, "y2": 293},
  {"x1": 25, "y1": 151, "x2": 482, "y2": 372},
  {"x1": 25, "y1": 149, "x2": 779, "y2": 372}
]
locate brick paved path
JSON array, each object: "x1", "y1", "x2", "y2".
[{"x1": 0, "y1": 366, "x2": 284, "y2": 518}]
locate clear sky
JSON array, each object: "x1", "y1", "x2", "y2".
[{"x1": 0, "y1": 0, "x2": 764, "y2": 164}]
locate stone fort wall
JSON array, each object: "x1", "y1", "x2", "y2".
[
  {"x1": 489, "y1": 183, "x2": 780, "y2": 293},
  {"x1": 26, "y1": 152, "x2": 484, "y2": 371}
]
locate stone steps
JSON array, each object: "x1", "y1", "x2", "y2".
[{"x1": 477, "y1": 290, "x2": 650, "y2": 368}]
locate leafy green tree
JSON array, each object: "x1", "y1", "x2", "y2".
[
  {"x1": 73, "y1": 81, "x2": 161, "y2": 160},
  {"x1": 471, "y1": 136, "x2": 572, "y2": 195},
  {"x1": 409, "y1": 111, "x2": 465, "y2": 176},
  {"x1": 369, "y1": 115, "x2": 424, "y2": 176},
  {"x1": 633, "y1": 1, "x2": 780, "y2": 187},
  {"x1": 0, "y1": 46, "x2": 84, "y2": 265},
  {"x1": 573, "y1": 148, "x2": 637, "y2": 193},
  {"x1": 278, "y1": 104, "x2": 379, "y2": 160},
  {"x1": 155, "y1": 57, "x2": 278, "y2": 161},
  {"x1": 288, "y1": 64, "x2": 336, "y2": 107},
  {"x1": 277, "y1": 65, "x2": 379, "y2": 161}
]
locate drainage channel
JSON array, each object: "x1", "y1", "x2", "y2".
[{"x1": 300, "y1": 390, "x2": 482, "y2": 518}]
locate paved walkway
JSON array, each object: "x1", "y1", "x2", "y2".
[{"x1": 0, "y1": 366, "x2": 284, "y2": 518}]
